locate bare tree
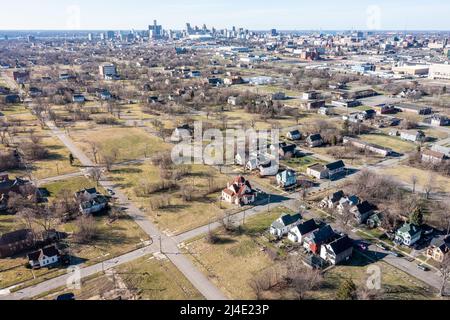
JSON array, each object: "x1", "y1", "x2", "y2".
[
  {"x1": 285, "y1": 256, "x2": 323, "y2": 300},
  {"x1": 88, "y1": 141, "x2": 100, "y2": 164},
  {"x1": 410, "y1": 175, "x2": 418, "y2": 194},
  {"x1": 88, "y1": 167, "x2": 102, "y2": 186}
]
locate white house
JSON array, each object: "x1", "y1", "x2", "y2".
[
  {"x1": 400, "y1": 130, "x2": 425, "y2": 143},
  {"x1": 320, "y1": 235, "x2": 353, "y2": 265},
  {"x1": 259, "y1": 162, "x2": 279, "y2": 177},
  {"x1": 270, "y1": 213, "x2": 302, "y2": 238},
  {"x1": 28, "y1": 246, "x2": 60, "y2": 269},
  {"x1": 395, "y1": 223, "x2": 422, "y2": 247},
  {"x1": 286, "y1": 130, "x2": 301, "y2": 141},
  {"x1": 288, "y1": 219, "x2": 319, "y2": 244}
]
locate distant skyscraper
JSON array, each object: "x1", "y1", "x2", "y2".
[
  {"x1": 88, "y1": 33, "x2": 93, "y2": 41},
  {"x1": 107, "y1": 31, "x2": 115, "y2": 40},
  {"x1": 186, "y1": 23, "x2": 192, "y2": 34},
  {"x1": 149, "y1": 20, "x2": 163, "y2": 39},
  {"x1": 271, "y1": 29, "x2": 278, "y2": 36}
]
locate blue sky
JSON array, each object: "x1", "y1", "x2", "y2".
[{"x1": 1, "y1": 0, "x2": 450, "y2": 30}]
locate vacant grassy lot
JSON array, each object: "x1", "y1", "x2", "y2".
[
  {"x1": 116, "y1": 255, "x2": 204, "y2": 300},
  {"x1": 30, "y1": 136, "x2": 79, "y2": 180},
  {"x1": 283, "y1": 155, "x2": 327, "y2": 173},
  {"x1": 36, "y1": 255, "x2": 204, "y2": 300},
  {"x1": 71, "y1": 127, "x2": 171, "y2": 162},
  {"x1": 312, "y1": 252, "x2": 436, "y2": 300},
  {"x1": 359, "y1": 133, "x2": 417, "y2": 154},
  {"x1": 184, "y1": 207, "x2": 293, "y2": 299},
  {"x1": 108, "y1": 162, "x2": 233, "y2": 235},
  {"x1": 380, "y1": 165, "x2": 450, "y2": 193}
]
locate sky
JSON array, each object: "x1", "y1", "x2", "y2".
[{"x1": 1, "y1": 0, "x2": 450, "y2": 31}]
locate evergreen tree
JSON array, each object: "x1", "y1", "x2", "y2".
[
  {"x1": 410, "y1": 206, "x2": 424, "y2": 226},
  {"x1": 336, "y1": 278, "x2": 357, "y2": 300}
]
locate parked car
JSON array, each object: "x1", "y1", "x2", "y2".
[
  {"x1": 389, "y1": 251, "x2": 402, "y2": 258},
  {"x1": 376, "y1": 243, "x2": 387, "y2": 251},
  {"x1": 417, "y1": 265, "x2": 429, "y2": 272},
  {"x1": 56, "y1": 293, "x2": 75, "y2": 300}
]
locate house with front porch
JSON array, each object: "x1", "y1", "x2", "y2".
[
  {"x1": 270, "y1": 213, "x2": 302, "y2": 239},
  {"x1": 395, "y1": 223, "x2": 422, "y2": 247}
]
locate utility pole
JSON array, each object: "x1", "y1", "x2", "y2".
[{"x1": 159, "y1": 236, "x2": 163, "y2": 254}]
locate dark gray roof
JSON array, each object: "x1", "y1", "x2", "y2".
[
  {"x1": 328, "y1": 235, "x2": 353, "y2": 255},
  {"x1": 0, "y1": 229, "x2": 32, "y2": 245},
  {"x1": 355, "y1": 201, "x2": 376, "y2": 214},
  {"x1": 309, "y1": 225, "x2": 336, "y2": 244},
  {"x1": 326, "y1": 160, "x2": 345, "y2": 171},
  {"x1": 296, "y1": 219, "x2": 319, "y2": 235}
]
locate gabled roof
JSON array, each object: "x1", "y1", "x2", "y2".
[
  {"x1": 280, "y1": 213, "x2": 301, "y2": 226},
  {"x1": 327, "y1": 235, "x2": 353, "y2": 255},
  {"x1": 326, "y1": 160, "x2": 345, "y2": 171},
  {"x1": 28, "y1": 245, "x2": 59, "y2": 261},
  {"x1": 294, "y1": 219, "x2": 319, "y2": 235},
  {"x1": 329, "y1": 190, "x2": 345, "y2": 203},
  {"x1": 272, "y1": 213, "x2": 301, "y2": 229},
  {"x1": 354, "y1": 201, "x2": 376, "y2": 214},
  {"x1": 397, "y1": 223, "x2": 421, "y2": 236},
  {"x1": 308, "y1": 225, "x2": 336, "y2": 244},
  {"x1": 430, "y1": 235, "x2": 450, "y2": 250},
  {"x1": 308, "y1": 133, "x2": 323, "y2": 142}
]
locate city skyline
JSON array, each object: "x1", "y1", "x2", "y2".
[{"x1": 1, "y1": 0, "x2": 450, "y2": 31}]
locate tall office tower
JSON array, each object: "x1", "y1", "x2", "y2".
[
  {"x1": 271, "y1": 29, "x2": 278, "y2": 36},
  {"x1": 107, "y1": 31, "x2": 115, "y2": 40},
  {"x1": 186, "y1": 23, "x2": 192, "y2": 34},
  {"x1": 100, "y1": 33, "x2": 105, "y2": 40},
  {"x1": 149, "y1": 20, "x2": 163, "y2": 39},
  {"x1": 88, "y1": 33, "x2": 93, "y2": 41}
]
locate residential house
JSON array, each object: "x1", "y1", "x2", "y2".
[
  {"x1": 331, "y1": 100, "x2": 361, "y2": 108},
  {"x1": 28, "y1": 245, "x2": 60, "y2": 269},
  {"x1": 343, "y1": 136, "x2": 393, "y2": 157},
  {"x1": 269, "y1": 213, "x2": 302, "y2": 238},
  {"x1": 320, "y1": 190, "x2": 345, "y2": 209},
  {"x1": 303, "y1": 225, "x2": 337, "y2": 254},
  {"x1": 288, "y1": 219, "x2": 320, "y2": 244},
  {"x1": 378, "y1": 104, "x2": 397, "y2": 115},
  {"x1": 171, "y1": 124, "x2": 193, "y2": 142},
  {"x1": 278, "y1": 143, "x2": 297, "y2": 159},
  {"x1": 286, "y1": 130, "x2": 301, "y2": 141},
  {"x1": 320, "y1": 235, "x2": 353, "y2": 265},
  {"x1": 259, "y1": 161, "x2": 279, "y2": 177},
  {"x1": 396, "y1": 103, "x2": 432, "y2": 115},
  {"x1": 306, "y1": 163, "x2": 328, "y2": 180},
  {"x1": 395, "y1": 223, "x2": 422, "y2": 246},
  {"x1": 301, "y1": 100, "x2": 326, "y2": 110},
  {"x1": 337, "y1": 195, "x2": 360, "y2": 214},
  {"x1": 276, "y1": 170, "x2": 297, "y2": 189},
  {"x1": 400, "y1": 130, "x2": 426, "y2": 143},
  {"x1": 325, "y1": 160, "x2": 346, "y2": 180},
  {"x1": 75, "y1": 188, "x2": 108, "y2": 215},
  {"x1": 422, "y1": 149, "x2": 447, "y2": 164},
  {"x1": 430, "y1": 114, "x2": 448, "y2": 127},
  {"x1": 221, "y1": 176, "x2": 256, "y2": 206},
  {"x1": 306, "y1": 134, "x2": 324, "y2": 148},
  {"x1": 351, "y1": 201, "x2": 376, "y2": 224},
  {"x1": 426, "y1": 235, "x2": 450, "y2": 263},
  {"x1": 0, "y1": 229, "x2": 34, "y2": 258}
]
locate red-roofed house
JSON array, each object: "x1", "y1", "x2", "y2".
[{"x1": 221, "y1": 176, "x2": 256, "y2": 206}]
